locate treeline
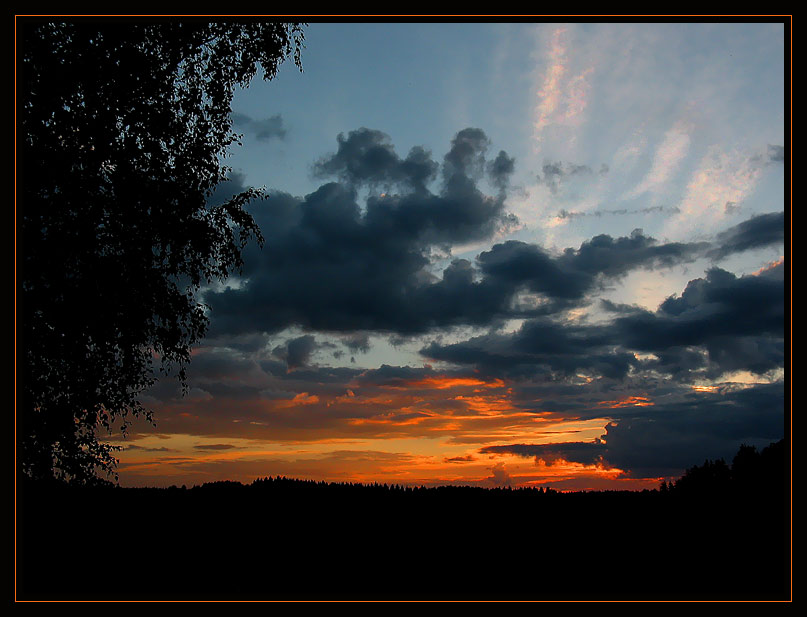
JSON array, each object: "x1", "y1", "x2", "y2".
[
  {"x1": 113, "y1": 475, "x2": 568, "y2": 498},
  {"x1": 16, "y1": 440, "x2": 789, "y2": 601},
  {"x1": 660, "y1": 439, "x2": 787, "y2": 496}
]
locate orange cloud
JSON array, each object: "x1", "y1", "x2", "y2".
[
  {"x1": 380, "y1": 375, "x2": 506, "y2": 390},
  {"x1": 752, "y1": 257, "x2": 784, "y2": 276},
  {"x1": 597, "y1": 395, "x2": 653, "y2": 409}
]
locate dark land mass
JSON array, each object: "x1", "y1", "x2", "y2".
[{"x1": 16, "y1": 440, "x2": 790, "y2": 601}]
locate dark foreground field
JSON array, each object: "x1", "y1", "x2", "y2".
[{"x1": 17, "y1": 474, "x2": 790, "y2": 601}]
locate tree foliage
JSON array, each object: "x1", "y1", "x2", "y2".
[
  {"x1": 663, "y1": 439, "x2": 786, "y2": 496},
  {"x1": 18, "y1": 19, "x2": 305, "y2": 483}
]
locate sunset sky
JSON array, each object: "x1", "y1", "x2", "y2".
[{"x1": 108, "y1": 21, "x2": 787, "y2": 490}]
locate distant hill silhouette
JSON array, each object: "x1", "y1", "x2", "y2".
[{"x1": 16, "y1": 440, "x2": 789, "y2": 601}]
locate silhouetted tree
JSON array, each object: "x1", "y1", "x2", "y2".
[
  {"x1": 731, "y1": 444, "x2": 762, "y2": 489},
  {"x1": 673, "y1": 458, "x2": 732, "y2": 495},
  {"x1": 18, "y1": 19, "x2": 305, "y2": 483},
  {"x1": 759, "y1": 439, "x2": 788, "y2": 495}
]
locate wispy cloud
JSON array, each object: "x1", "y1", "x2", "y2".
[
  {"x1": 625, "y1": 119, "x2": 692, "y2": 200},
  {"x1": 531, "y1": 27, "x2": 594, "y2": 153},
  {"x1": 664, "y1": 145, "x2": 777, "y2": 240}
]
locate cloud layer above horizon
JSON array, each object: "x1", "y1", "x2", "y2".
[{"x1": 110, "y1": 23, "x2": 786, "y2": 490}]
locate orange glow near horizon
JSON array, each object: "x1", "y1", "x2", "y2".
[
  {"x1": 112, "y1": 431, "x2": 651, "y2": 492},
  {"x1": 107, "y1": 373, "x2": 658, "y2": 491}
]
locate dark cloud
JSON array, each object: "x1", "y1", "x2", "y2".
[
  {"x1": 272, "y1": 334, "x2": 319, "y2": 369},
  {"x1": 206, "y1": 171, "x2": 254, "y2": 207},
  {"x1": 767, "y1": 144, "x2": 785, "y2": 163},
  {"x1": 207, "y1": 207, "x2": 710, "y2": 339},
  {"x1": 182, "y1": 347, "x2": 257, "y2": 382},
  {"x1": 232, "y1": 112, "x2": 287, "y2": 141},
  {"x1": 443, "y1": 127, "x2": 490, "y2": 180},
  {"x1": 599, "y1": 299, "x2": 644, "y2": 315},
  {"x1": 618, "y1": 265, "x2": 784, "y2": 376},
  {"x1": 536, "y1": 160, "x2": 600, "y2": 194},
  {"x1": 421, "y1": 315, "x2": 636, "y2": 381},
  {"x1": 206, "y1": 128, "x2": 715, "y2": 340},
  {"x1": 480, "y1": 381, "x2": 783, "y2": 478},
  {"x1": 353, "y1": 363, "x2": 439, "y2": 387},
  {"x1": 477, "y1": 229, "x2": 707, "y2": 305},
  {"x1": 568, "y1": 230, "x2": 707, "y2": 279},
  {"x1": 194, "y1": 443, "x2": 239, "y2": 451},
  {"x1": 341, "y1": 333, "x2": 371, "y2": 354},
  {"x1": 444, "y1": 455, "x2": 476, "y2": 463},
  {"x1": 480, "y1": 441, "x2": 606, "y2": 467},
  {"x1": 206, "y1": 184, "x2": 511, "y2": 335},
  {"x1": 424, "y1": 261, "x2": 785, "y2": 382},
  {"x1": 598, "y1": 382, "x2": 784, "y2": 477},
  {"x1": 206, "y1": 129, "x2": 521, "y2": 336},
  {"x1": 487, "y1": 150, "x2": 516, "y2": 192},
  {"x1": 748, "y1": 144, "x2": 785, "y2": 168},
  {"x1": 707, "y1": 212, "x2": 785, "y2": 260},
  {"x1": 263, "y1": 365, "x2": 361, "y2": 385},
  {"x1": 125, "y1": 445, "x2": 178, "y2": 453},
  {"x1": 313, "y1": 127, "x2": 438, "y2": 191},
  {"x1": 555, "y1": 205, "x2": 680, "y2": 221}
]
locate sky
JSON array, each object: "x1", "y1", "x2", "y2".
[{"x1": 108, "y1": 21, "x2": 788, "y2": 490}]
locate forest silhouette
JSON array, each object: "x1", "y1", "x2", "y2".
[{"x1": 17, "y1": 440, "x2": 789, "y2": 601}]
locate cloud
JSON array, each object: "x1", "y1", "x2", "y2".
[
  {"x1": 479, "y1": 381, "x2": 783, "y2": 479},
  {"x1": 614, "y1": 264, "x2": 785, "y2": 378},
  {"x1": 487, "y1": 150, "x2": 516, "y2": 192},
  {"x1": 487, "y1": 462, "x2": 513, "y2": 487},
  {"x1": 206, "y1": 128, "x2": 522, "y2": 336},
  {"x1": 207, "y1": 145, "x2": 720, "y2": 344},
  {"x1": 707, "y1": 211, "x2": 785, "y2": 260},
  {"x1": 273, "y1": 334, "x2": 319, "y2": 369},
  {"x1": 443, "y1": 128, "x2": 491, "y2": 181},
  {"x1": 476, "y1": 229, "x2": 707, "y2": 305},
  {"x1": 532, "y1": 27, "x2": 594, "y2": 147},
  {"x1": 232, "y1": 112, "x2": 288, "y2": 141},
  {"x1": 554, "y1": 205, "x2": 680, "y2": 222},
  {"x1": 480, "y1": 441, "x2": 606, "y2": 467},
  {"x1": 421, "y1": 317, "x2": 638, "y2": 381},
  {"x1": 207, "y1": 125, "x2": 745, "y2": 344},
  {"x1": 664, "y1": 145, "x2": 775, "y2": 239},
  {"x1": 208, "y1": 210, "x2": 707, "y2": 338},
  {"x1": 313, "y1": 127, "x2": 439, "y2": 191},
  {"x1": 536, "y1": 160, "x2": 596, "y2": 194},
  {"x1": 444, "y1": 455, "x2": 476, "y2": 463},
  {"x1": 341, "y1": 333, "x2": 371, "y2": 354},
  {"x1": 125, "y1": 445, "x2": 179, "y2": 453},
  {"x1": 766, "y1": 144, "x2": 785, "y2": 163},
  {"x1": 598, "y1": 382, "x2": 784, "y2": 477},
  {"x1": 626, "y1": 119, "x2": 692, "y2": 199},
  {"x1": 423, "y1": 260, "x2": 784, "y2": 383}
]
